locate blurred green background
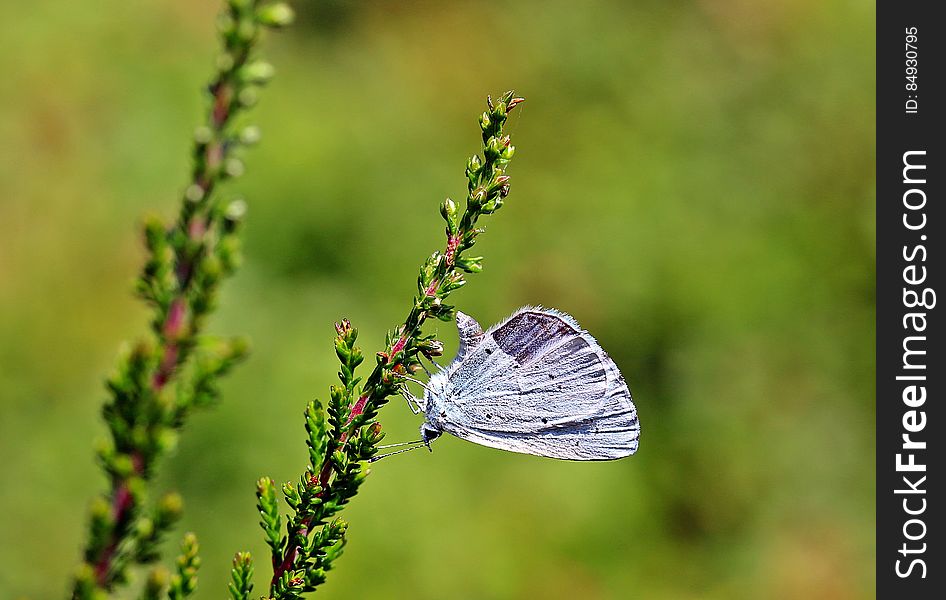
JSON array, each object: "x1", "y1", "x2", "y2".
[{"x1": 0, "y1": 0, "x2": 874, "y2": 598}]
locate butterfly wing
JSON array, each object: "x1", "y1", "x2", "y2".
[{"x1": 437, "y1": 307, "x2": 640, "y2": 460}]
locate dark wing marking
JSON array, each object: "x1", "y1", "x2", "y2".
[{"x1": 490, "y1": 310, "x2": 577, "y2": 365}]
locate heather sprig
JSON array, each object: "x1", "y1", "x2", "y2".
[
  {"x1": 71, "y1": 2, "x2": 293, "y2": 598},
  {"x1": 167, "y1": 533, "x2": 201, "y2": 600},
  {"x1": 227, "y1": 553, "x2": 255, "y2": 600},
  {"x1": 228, "y1": 91, "x2": 523, "y2": 598}
]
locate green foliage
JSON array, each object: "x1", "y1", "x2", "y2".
[
  {"x1": 167, "y1": 533, "x2": 201, "y2": 600},
  {"x1": 256, "y1": 476, "x2": 284, "y2": 564},
  {"x1": 227, "y1": 553, "x2": 255, "y2": 600},
  {"x1": 141, "y1": 567, "x2": 171, "y2": 600},
  {"x1": 71, "y1": 1, "x2": 293, "y2": 597},
  {"x1": 227, "y1": 92, "x2": 522, "y2": 598}
]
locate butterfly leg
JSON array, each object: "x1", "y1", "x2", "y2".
[{"x1": 399, "y1": 385, "x2": 423, "y2": 415}]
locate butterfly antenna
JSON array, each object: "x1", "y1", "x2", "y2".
[
  {"x1": 368, "y1": 443, "x2": 427, "y2": 463},
  {"x1": 399, "y1": 385, "x2": 424, "y2": 414},
  {"x1": 376, "y1": 439, "x2": 424, "y2": 450}
]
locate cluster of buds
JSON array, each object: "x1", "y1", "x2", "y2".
[
  {"x1": 261, "y1": 321, "x2": 377, "y2": 597},
  {"x1": 75, "y1": 2, "x2": 293, "y2": 599}
]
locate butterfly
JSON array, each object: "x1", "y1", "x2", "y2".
[{"x1": 406, "y1": 306, "x2": 640, "y2": 461}]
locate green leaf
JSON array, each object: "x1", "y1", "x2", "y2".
[{"x1": 227, "y1": 552, "x2": 254, "y2": 600}]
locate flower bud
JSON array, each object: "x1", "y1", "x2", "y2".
[
  {"x1": 368, "y1": 422, "x2": 383, "y2": 438},
  {"x1": 216, "y1": 52, "x2": 235, "y2": 73},
  {"x1": 239, "y1": 125, "x2": 261, "y2": 145},
  {"x1": 467, "y1": 154, "x2": 482, "y2": 173},
  {"x1": 194, "y1": 126, "x2": 213, "y2": 145},
  {"x1": 238, "y1": 87, "x2": 259, "y2": 108},
  {"x1": 256, "y1": 3, "x2": 295, "y2": 28},
  {"x1": 224, "y1": 157, "x2": 245, "y2": 178},
  {"x1": 419, "y1": 339, "x2": 445, "y2": 358},
  {"x1": 239, "y1": 60, "x2": 275, "y2": 85},
  {"x1": 224, "y1": 199, "x2": 248, "y2": 224},
  {"x1": 440, "y1": 198, "x2": 458, "y2": 222}
]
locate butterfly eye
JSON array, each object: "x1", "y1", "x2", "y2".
[{"x1": 420, "y1": 423, "x2": 442, "y2": 446}]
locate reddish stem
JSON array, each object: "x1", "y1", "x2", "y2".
[
  {"x1": 93, "y1": 452, "x2": 144, "y2": 586},
  {"x1": 152, "y1": 298, "x2": 186, "y2": 389},
  {"x1": 91, "y1": 79, "x2": 233, "y2": 588},
  {"x1": 445, "y1": 234, "x2": 460, "y2": 266},
  {"x1": 272, "y1": 217, "x2": 469, "y2": 589},
  {"x1": 390, "y1": 335, "x2": 408, "y2": 356},
  {"x1": 212, "y1": 84, "x2": 231, "y2": 128},
  {"x1": 272, "y1": 393, "x2": 369, "y2": 587}
]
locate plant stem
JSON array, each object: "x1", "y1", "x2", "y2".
[
  {"x1": 264, "y1": 91, "x2": 523, "y2": 596},
  {"x1": 72, "y1": 2, "x2": 294, "y2": 597}
]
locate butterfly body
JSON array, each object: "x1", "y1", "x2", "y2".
[{"x1": 419, "y1": 307, "x2": 640, "y2": 461}]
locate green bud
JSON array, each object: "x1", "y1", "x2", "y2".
[
  {"x1": 73, "y1": 563, "x2": 100, "y2": 600},
  {"x1": 228, "y1": 335, "x2": 251, "y2": 360},
  {"x1": 470, "y1": 186, "x2": 487, "y2": 206},
  {"x1": 479, "y1": 111, "x2": 491, "y2": 130},
  {"x1": 256, "y1": 3, "x2": 295, "y2": 28},
  {"x1": 419, "y1": 339, "x2": 445, "y2": 357},
  {"x1": 194, "y1": 126, "x2": 213, "y2": 145},
  {"x1": 184, "y1": 184, "x2": 205, "y2": 205},
  {"x1": 281, "y1": 481, "x2": 299, "y2": 508},
  {"x1": 90, "y1": 494, "x2": 112, "y2": 524},
  {"x1": 236, "y1": 18, "x2": 257, "y2": 43},
  {"x1": 239, "y1": 60, "x2": 275, "y2": 85},
  {"x1": 216, "y1": 13, "x2": 236, "y2": 35},
  {"x1": 456, "y1": 256, "x2": 483, "y2": 273},
  {"x1": 181, "y1": 531, "x2": 199, "y2": 554},
  {"x1": 238, "y1": 87, "x2": 259, "y2": 108},
  {"x1": 94, "y1": 437, "x2": 115, "y2": 465},
  {"x1": 144, "y1": 567, "x2": 170, "y2": 599},
  {"x1": 440, "y1": 197, "x2": 458, "y2": 222},
  {"x1": 143, "y1": 216, "x2": 166, "y2": 250},
  {"x1": 224, "y1": 157, "x2": 245, "y2": 178},
  {"x1": 441, "y1": 272, "x2": 466, "y2": 291},
  {"x1": 158, "y1": 492, "x2": 184, "y2": 524},
  {"x1": 217, "y1": 237, "x2": 242, "y2": 271},
  {"x1": 494, "y1": 100, "x2": 507, "y2": 119},
  {"x1": 111, "y1": 453, "x2": 135, "y2": 478},
  {"x1": 239, "y1": 125, "x2": 261, "y2": 145},
  {"x1": 136, "y1": 516, "x2": 156, "y2": 540},
  {"x1": 225, "y1": 199, "x2": 248, "y2": 223},
  {"x1": 485, "y1": 136, "x2": 502, "y2": 157},
  {"x1": 156, "y1": 427, "x2": 178, "y2": 454},
  {"x1": 257, "y1": 476, "x2": 274, "y2": 495},
  {"x1": 466, "y1": 154, "x2": 482, "y2": 174},
  {"x1": 126, "y1": 476, "x2": 147, "y2": 503},
  {"x1": 216, "y1": 52, "x2": 235, "y2": 73}
]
